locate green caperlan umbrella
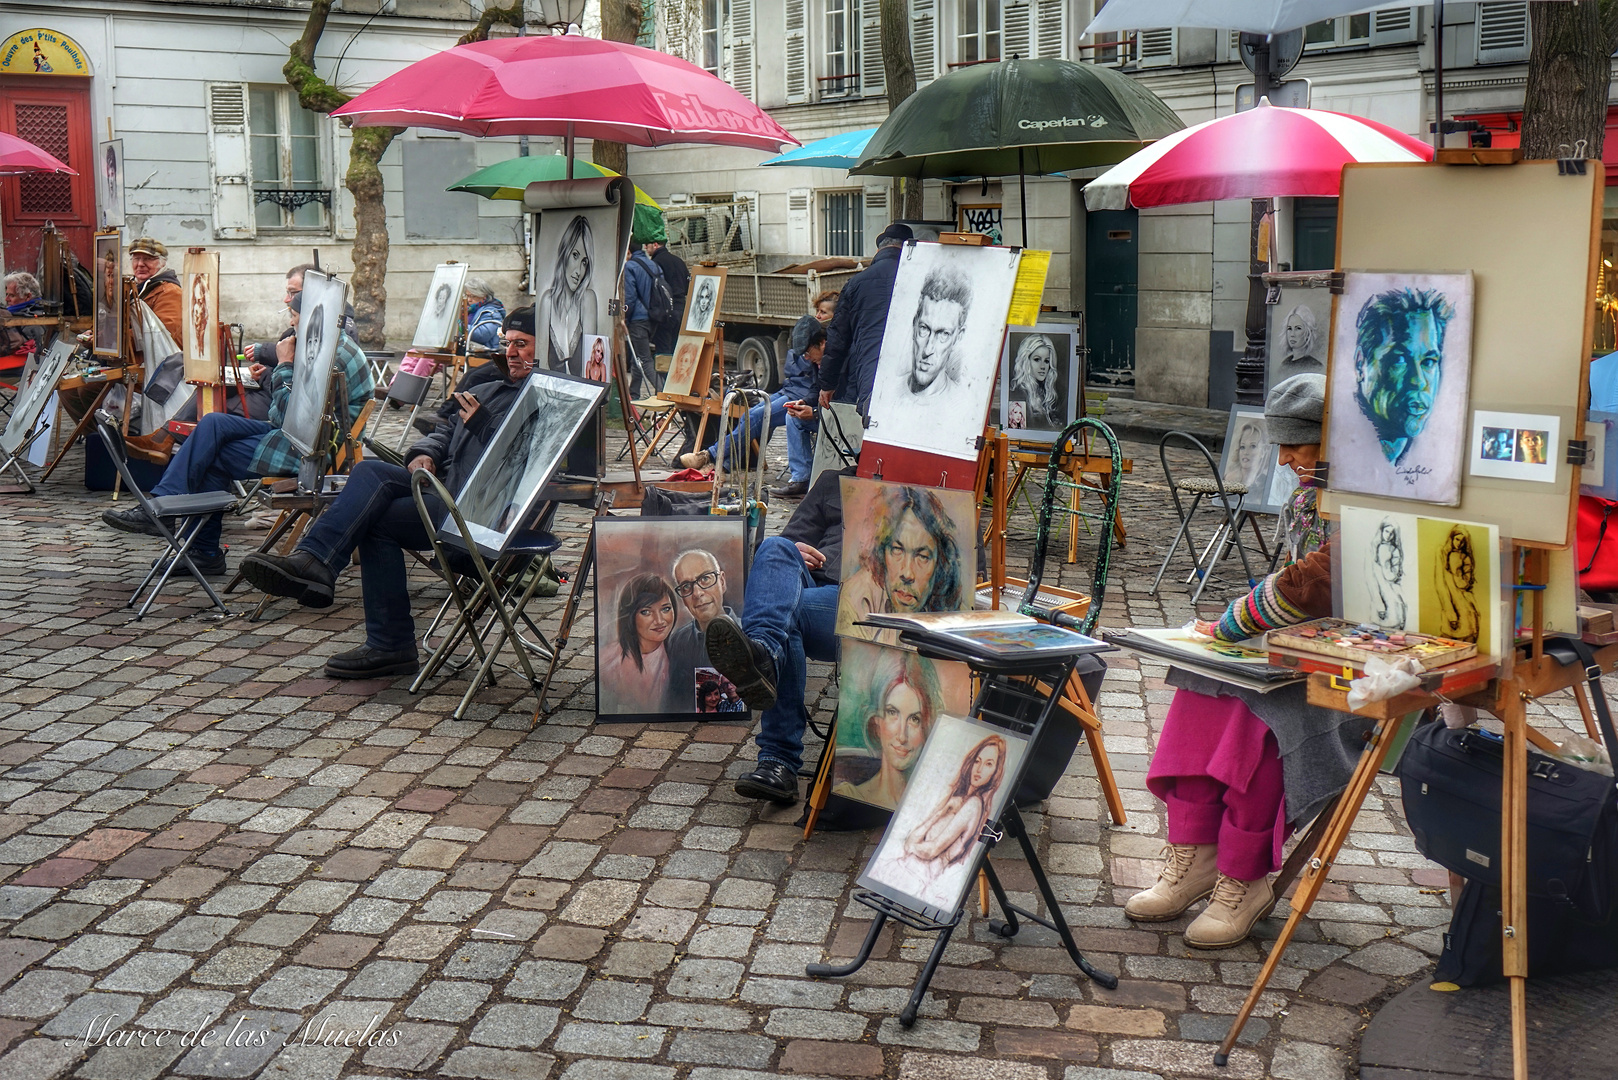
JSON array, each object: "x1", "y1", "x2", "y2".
[
  {"x1": 448, "y1": 155, "x2": 667, "y2": 243},
  {"x1": 852, "y1": 58, "x2": 1184, "y2": 179}
]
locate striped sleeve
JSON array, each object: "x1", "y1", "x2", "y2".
[{"x1": 1212, "y1": 572, "x2": 1310, "y2": 643}]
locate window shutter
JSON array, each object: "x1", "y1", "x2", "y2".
[
  {"x1": 1003, "y1": 2, "x2": 1031, "y2": 60},
  {"x1": 726, "y1": 0, "x2": 755, "y2": 100},
  {"x1": 860, "y1": 6, "x2": 885, "y2": 97},
  {"x1": 911, "y1": 0, "x2": 938, "y2": 86},
  {"x1": 1477, "y1": 2, "x2": 1530, "y2": 64},
  {"x1": 205, "y1": 82, "x2": 255, "y2": 240},
  {"x1": 1368, "y1": 7, "x2": 1419, "y2": 46},
  {"x1": 1136, "y1": 28, "x2": 1176, "y2": 68},
  {"x1": 785, "y1": 0, "x2": 809, "y2": 104},
  {"x1": 332, "y1": 123, "x2": 354, "y2": 240},
  {"x1": 862, "y1": 184, "x2": 890, "y2": 257},
  {"x1": 787, "y1": 188, "x2": 813, "y2": 255},
  {"x1": 1035, "y1": 0, "x2": 1065, "y2": 58}
]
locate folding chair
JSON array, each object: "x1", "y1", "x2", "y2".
[
  {"x1": 92, "y1": 411, "x2": 237, "y2": 620},
  {"x1": 409, "y1": 469, "x2": 566, "y2": 721},
  {"x1": 367, "y1": 369, "x2": 436, "y2": 453},
  {"x1": 1150, "y1": 430, "x2": 1263, "y2": 603}
]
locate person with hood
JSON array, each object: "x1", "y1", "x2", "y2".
[
  {"x1": 622, "y1": 242, "x2": 665, "y2": 397},
  {"x1": 237, "y1": 307, "x2": 538, "y2": 681},
  {"x1": 644, "y1": 236, "x2": 690, "y2": 354},
  {"x1": 817, "y1": 223, "x2": 911, "y2": 414}
]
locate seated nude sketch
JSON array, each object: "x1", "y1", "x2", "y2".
[
  {"x1": 870, "y1": 733, "x2": 1007, "y2": 909},
  {"x1": 1366, "y1": 521, "x2": 1408, "y2": 630},
  {"x1": 1434, "y1": 525, "x2": 1480, "y2": 643}
]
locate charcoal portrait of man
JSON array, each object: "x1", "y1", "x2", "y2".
[
  {"x1": 907, "y1": 268, "x2": 972, "y2": 397},
  {"x1": 1353, "y1": 288, "x2": 1454, "y2": 465}
]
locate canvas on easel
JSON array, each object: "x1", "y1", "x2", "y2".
[
  {"x1": 412, "y1": 263, "x2": 468, "y2": 351},
  {"x1": 98, "y1": 138, "x2": 125, "y2": 230},
  {"x1": 182, "y1": 250, "x2": 221, "y2": 385},
  {"x1": 663, "y1": 331, "x2": 712, "y2": 399},
  {"x1": 93, "y1": 232, "x2": 121, "y2": 360},
  {"x1": 681, "y1": 267, "x2": 727, "y2": 339},
  {"x1": 998, "y1": 322, "x2": 1079, "y2": 443},
  {"x1": 282, "y1": 269, "x2": 347, "y2": 456}
]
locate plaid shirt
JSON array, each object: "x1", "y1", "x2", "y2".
[{"x1": 249, "y1": 334, "x2": 375, "y2": 477}]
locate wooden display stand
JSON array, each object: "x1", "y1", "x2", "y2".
[{"x1": 633, "y1": 263, "x2": 729, "y2": 472}]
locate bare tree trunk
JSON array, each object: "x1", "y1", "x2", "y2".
[
  {"x1": 1520, "y1": 1, "x2": 1618, "y2": 160},
  {"x1": 284, "y1": 1, "x2": 522, "y2": 347},
  {"x1": 595, "y1": 0, "x2": 646, "y2": 176},
  {"x1": 879, "y1": 0, "x2": 923, "y2": 221}
]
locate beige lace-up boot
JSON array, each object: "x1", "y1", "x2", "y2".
[
  {"x1": 1123, "y1": 843, "x2": 1219, "y2": 922},
  {"x1": 1183, "y1": 873, "x2": 1277, "y2": 949}
]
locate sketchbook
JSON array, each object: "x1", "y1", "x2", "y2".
[{"x1": 1105, "y1": 627, "x2": 1304, "y2": 693}]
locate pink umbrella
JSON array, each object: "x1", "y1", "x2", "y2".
[
  {"x1": 332, "y1": 35, "x2": 797, "y2": 154},
  {"x1": 0, "y1": 131, "x2": 76, "y2": 176},
  {"x1": 1084, "y1": 98, "x2": 1431, "y2": 210}
]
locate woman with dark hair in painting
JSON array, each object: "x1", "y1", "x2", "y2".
[
  {"x1": 1009, "y1": 334, "x2": 1061, "y2": 429},
  {"x1": 1435, "y1": 525, "x2": 1480, "y2": 642},
  {"x1": 840, "y1": 485, "x2": 963, "y2": 647},
  {"x1": 600, "y1": 574, "x2": 679, "y2": 713},
  {"x1": 539, "y1": 214, "x2": 598, "y2": 376},
  {"x1": 873, "y1": 733, "x2": 1007, "y2": 907},
  {"x1": 834, "y1": 650, "x2": 942, "y2": 810}
]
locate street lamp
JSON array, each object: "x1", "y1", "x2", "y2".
[{"x1": 533, "y1": 0, "x2": 589, "y2": 34}]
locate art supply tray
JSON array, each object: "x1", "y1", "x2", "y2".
[{"x1": 1266, "y1": 618, "x2": 1477, "y2": 670}]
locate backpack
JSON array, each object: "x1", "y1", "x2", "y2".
[{"x1": 641, "y1": 255, "x2": 676, "y2": 327}]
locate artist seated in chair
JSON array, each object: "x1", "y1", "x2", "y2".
[
  {"x1": 101, "y1": 292, "x2": 374, "y2": 577},
  {"x1": 1125, "y1": 373, "x2": 1374, "y2": 949},
  {"x1": 237, "y1": 309, "x2": 537, "y2": 681},
  {"x1": 411, "y1": 307, "x2": 528, "y2": 438}
]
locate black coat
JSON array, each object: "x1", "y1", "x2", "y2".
[
  {"x1": 817, "y1": 244, "x2": 902, "y2": 412},
  {"x1": 651, "y1": 246, "x2": 690, "y2": 306},
  {"x1": 780, "y1": 467, "x2": 850, "y2": 587},
  {"x1": 405, "y1": 373, "x2": 524, "y2": 498}
]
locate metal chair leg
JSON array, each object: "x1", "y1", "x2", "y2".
[{"x1": 1150, "y1": 492, "x2": 1205, "y2": 594}]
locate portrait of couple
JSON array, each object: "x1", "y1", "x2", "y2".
[
  {"x1": 835, "y1": 477, "x2": 978, "y2": 646},
  {"x1": 860, "y1": 713, "x2": 1027, "y2": 914},
  {"x1": 832, "y1": 641, "x2": 971, "y2": 811},
  {"x1": 595, "y1": 519, "x2": 747, "y2": 719}
]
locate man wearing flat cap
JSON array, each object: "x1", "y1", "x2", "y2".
[
  {"x1": 101, "y1": 289, "x2": 374, "y2": 577},
  {"x1": 236, "y1": 307, "x2": 539, "y2": 681},
  {"x1": 128, "y1": 237, "x2": 184, "y2": 346}
]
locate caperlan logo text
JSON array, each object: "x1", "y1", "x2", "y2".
[{"x1": 1018, "y1": 116, "x2": 1110, "y2": 131}]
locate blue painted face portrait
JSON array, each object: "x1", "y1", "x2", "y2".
[{"x1": 1352, "y1": 288, "x2": 1454, "y2": 464}]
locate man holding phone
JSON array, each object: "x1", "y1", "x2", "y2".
[{"x1": 238, "y1": 307, "x2": 538, "y2": 680}]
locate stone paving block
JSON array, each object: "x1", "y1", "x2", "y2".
[
  {"x1": 441, "y1": 1046, "x2": 557, "y2": 1080},
  {"x1": 293, "y1": 934, "x2": 378, "y2": 969},
  {"x1": 602, "y1": 942, "x2": 677, "y2": 978},
  {"x1": 95, "y1": 953, "x2": 192, "y2": 994},
  {"x1": 472, "y1": 908, "x2": 547, "y2": 941},
  {"x1": 277, "y1": 880, "x2": 359, "y2": 914},
  {"x1": 622, "y1": 905, "x2": 699, "y2": 943},
  {"x1": 192, "y1": 945, "x2": 280, "y2": 986},
  {"x1": 668, "y1": 1030, "x2": 776, "y2": 1068},
  {"x1": 171, "y1": 1009, "x2": 301, "y2": 1078},
  {"x1": 197, "y1": 884, "x2": 280, "y2": 917},
  {"x1": 559, "y1": 879, "x2": 640, "y2": 927},
  {"x1": 155, "y1": 914, "x2": 239, "y2": 952},
  {"x1": 0, "y1": 1037, "x2": 83, "y2": 1080},
  {"x1": 38, "y1": 991, "x2": 143, "y2": 1039},
  {"x1": 875, "y1": 1017, "x2": 980, "y2": 1052},
  {"x1": 1110, "y1": 1040, "x2": 1264, "y2": 1079},
  {"x1": 554, "y1": 1022, "x2": 669, "y2": 1058},
  {"x1": 506, "y1": 960, "x2": 586, "y2": 1001},
  {"x1": 249, "y1": 966, "x2": 347, "y2": 1009},
  {"x1": 415, "y1": 889, "x2": 493, "y2": 922},
  {"x1": 898, "y1": 1053, "x2": 1050, "y2": 1080},
  {"x1": 556, "y1": 1062, "x2": 674, "y2": 1080},
  {"x1": 235, "y1": 913, "x2": 318, "y2": 947},
  {"x1": 406, "y1": 979, "x2": 493, "y2": 1022},
  {"x1": 645, "y1": 1003, "x2": 754, "y2": 1031},
  {"x1": 667, "y1": 959, "x2": 744, "y2": 999},
  {"x1": 361, "y1": 1022, "x2": 455, "y2": 1072},
  {"x1": 764, "y1": 1008, "x2": 869, "y2": 1041},
  {"x1": 573, "y1": 979, "x2": 653, "y2": 1022},
  {"x1": 10, "y1": 901, "x2": 102, "y2": 940},
  {"x1": 260, "y1": 1043, "x2": 354, "y2": 1080},
  {"x1": 129, "y1": 988, "x2": 234, "y2": 1031},
  {"x1": 469, "y1": 1003, "x2": 562, "y2": 1048},
  {"x1": 43, "y1": 933, "x2": 140, "y2": 972},
  {"x1": 380, "y1": 925, "x2": 461, "y2": 961}
]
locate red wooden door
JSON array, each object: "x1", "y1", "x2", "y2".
[{"x1": 0, "y1": 76, "x2": 95, "y2": 276}]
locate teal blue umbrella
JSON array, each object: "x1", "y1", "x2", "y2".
[{"x1": 760, "y1": 128, "x2": 876, "y2": 170}]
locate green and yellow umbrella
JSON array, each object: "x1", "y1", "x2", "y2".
[{"x1": 448, "y1": 155, "x2": 666, "y2": 242}]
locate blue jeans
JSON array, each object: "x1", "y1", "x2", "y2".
[
  {"x1": 151, "y1": 413, "x2": 272, "y2": 557},
  {"x1": 785, "y1": 412, "x2": 815, "y2": 482},
  {"x1": 709, "y1": 393, "x2": 811, "y2": 482},
  {"x1": 298, "y1": 460, "x2": 441, "y2": 654},
  {"x1": 743, "y1": 536, "x2": 839, "y2": 772}
]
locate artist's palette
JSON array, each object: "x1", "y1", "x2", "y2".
[{"x1": 1266, "y1": 617, "x2": 1477, "y2": 670}]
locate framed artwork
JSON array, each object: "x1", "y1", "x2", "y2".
[
  {"x1": 1266, "y1": 281, "x2": 1331, "y2": 387},
  {"x1": 998, "y1": 323, "x2": 1079, "y2": 442},
  {"x1": 93, "y1": 232, "x2": 122, "y2": 359},
  {"x1": 1468, "y1": 410, "x2": 1559, "y2": 485},
  {"x1": 857, "y1": 712, "x2": 1029, "y2": 919},
  {"x1": 833, "y1": 640, "x2": 972, "y2": 811},
  {"x1": 1582, "y1": 411, "x2": 1618, "y2": 499},
  {"x1": 98, "y1": 138, "x2": 125, "y2": 230},
  {"x1": 956, "y1": 203, "x2": 1003, "y2": 244},
  {"x1": 182, "y1": 250, "x2": 221, "y2": 384},
  {"x1": 1219, "y1": 404, "x2": 1274, "y2": 496},
  {"x1": 451, "y1": 369, "x2": 605, "y2": 556},
  {"x1": 1324, "y1": 270, "x2": 1475, "y2": 506},
  {"x1": 837, "y1": 476, "x2": 978, "y2": 646},
  {"x1": 682, "y1": 268, "x2": 726, "y2": 338},
  {"x1": 866, "y1": 242, "x2": 1021, "y2": 461},
  {"x1": 282, "y1": 269, "x2": 347, "y2": 456},
  {"x1": 594, "y1": 517, "x2": 748, "y2": 722},
  {"x1": 663, "y1": 332, "x2": 709, "y2": 398},
  {"x1": 533, "y1": 207, "x2": 625, "y2": 376},
  {"x1": 1337, "y1": 505, "x2": 1421, "y2": 633},
  {"x1": 0, "y1": 339, "x2": 75, "y2": 457},
  {"x1": 412, "y1": 263, "x2": 469, "y2": 351},
  {"x1": 1416, "y1": 514, "x2": 1502, "y2": 657},
  {"x1": 581, "y1": 334, "x2": 610, "y2": 384}
]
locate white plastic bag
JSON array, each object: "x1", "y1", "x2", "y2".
[{"x1": 1346, "y1": 655, "x2": 1423, "y2": 711}]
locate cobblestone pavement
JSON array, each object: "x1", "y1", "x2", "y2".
[{"x1": 0, "y1": 419, "x2": 1594, "y2": 1080}]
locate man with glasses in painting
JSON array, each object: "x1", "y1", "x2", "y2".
[{"x1": 665, "y1": 548, "x2": 736, "y2": 709}]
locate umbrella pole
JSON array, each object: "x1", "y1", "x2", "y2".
[
  {"x1": 565, "y1": 123, "x2": 575, "y2": 179},
  {"x1": 1019, "y1": 147, "x2": 1029, "y2": 246}
]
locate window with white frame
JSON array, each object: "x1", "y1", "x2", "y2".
[
  {"x1": 957, "y1": 0, "x2": 1002, "y2": 64},
  {"x1": 821, "y1": 190, "x2": 864, "y2": 256},
  {"x1": 825, "y1": 0, "x2": 860, "y2": 94},
  {"x1": 1304, "y1": 8, "x2": 1418, "y2": 50},
  {"x1": 248, "y1": 86, "x2": 328, "y2": 231},
  {"x1": 702, "y1": 0, "x2": 722, "y2": 75}
]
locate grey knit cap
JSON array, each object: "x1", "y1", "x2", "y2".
[{"x1": 1264, "y1": 372, "x2": 1325, "y2": 445}]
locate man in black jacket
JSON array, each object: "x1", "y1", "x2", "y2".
[
  {"x1": 239, "y1": 308, "x2": 538, "y2": 680},
  {"x1": 644, "y1": 238, "x2": 690, "y2": 355},
  {"x1": 703, "y1": 467, "x2": 849, "y2": 805},
  {"x1": 817, "y1": 223, "x2": 911, "y2": 414}
]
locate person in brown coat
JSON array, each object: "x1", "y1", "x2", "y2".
[{"x1": 61, "y1": 236, "x2": 185, "y2": 424}]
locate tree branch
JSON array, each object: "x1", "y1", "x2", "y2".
[{"x1": 459, "y1": 1, "x2": 525, "y2": 46}]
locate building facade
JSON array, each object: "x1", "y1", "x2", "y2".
[{"x1": 0, "y1": 1, "x2": 541, "y2": 342}]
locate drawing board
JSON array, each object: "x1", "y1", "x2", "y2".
[
  {"x1": 1321, "y1": 161, "x2": 1600, "y2": 546},
  {"x1": 182, "y1": 250, "x2": 221, "y2": 384},
  {"x1": 283, "y1": 270, "x2": 347, "y2": 456},
  {"x1": 411, "y1": 263, "x2": 468, "y2": 351}
]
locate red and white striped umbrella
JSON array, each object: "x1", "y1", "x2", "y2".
[{"x1": 1083, "y1": 99, "x2": 1431, "y2": 210}]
